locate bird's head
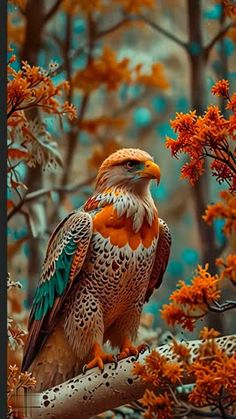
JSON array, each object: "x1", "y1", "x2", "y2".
[{"x1": 95, "y1": 148, "x2": 160, "y2": 194}]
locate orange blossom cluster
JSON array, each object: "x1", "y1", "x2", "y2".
[
  {"x1": 7, "y1": 54, "x2": 77, "y2": 120},
  {"x1": 135, "y1": 329, "x2": 235, "y2": 417},
  {"x1": 166, "y1": 80, "x2": 236, "y2": 191},
  {"x1": 203, "y1": 190, "x2": 236, "y2": 236},
  {"x1": 161, "y1": 265, "x2": 220, "y2": 331}
]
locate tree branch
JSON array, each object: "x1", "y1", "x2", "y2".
[
  {"x1": 49, "y1": 13, "x2": 187, "y2": 78},
  {"x1": 137, "y1": 15, "x2": 188, "y2": 49},
  {"x1": 43, "y1": 0, "x2": 62, "y2": 25},
  {"x1": 17, "y1": 336, "x2": 235, "y2": 419},
  {"x1": 204, "y1": 21, "x2": 234, "y2": 60},
  {"x1": 7, "y1": 176, "x2": 96, "y2": 221},
  {"x1": 208, "y1": 300, "x2": 236, "y2": 313},
  {"x1": 96, "y1": 17, "x2": 131, "y2": 39}
]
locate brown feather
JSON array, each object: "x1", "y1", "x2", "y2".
[
  {"x1": 21, "y1": 212, "x2": 92, "y2": 372},
  {"x1": 145, "y1": 218, "x2": 171, "y2": 302}
]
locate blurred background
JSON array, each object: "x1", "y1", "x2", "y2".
[{"x1": 7, "y1": 0, "x2": 236, "y2": 371}]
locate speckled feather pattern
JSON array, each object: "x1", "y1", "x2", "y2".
[
  {"x1": 64, "y1": 233, "x2": 158, "y2": 358},
  {"x1": 24, "y1": 148, "x2": 171, "y2": 391}
]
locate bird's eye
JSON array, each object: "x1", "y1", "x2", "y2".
[{"x1": 125, "y1": 160, "x2": 137, "y2": 171}]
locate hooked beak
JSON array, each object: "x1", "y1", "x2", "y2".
[{"x1": 139, "y1": 160, "x2": 161, "y2": 184}]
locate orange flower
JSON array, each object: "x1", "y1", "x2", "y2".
[
  {"x1": 166, "y1": 80, "x2": 236, "y2": 191},
  {"x1": 134, "y1": 349, "x2": 183, "y2": 387},
  {"x1": 141, "y1": 390, "x2": 173, "y2": 419},
  {"x1": 216, "y1": 254, "x2": 236, "y2": 284},
  {"x1": 203, "y1": 191, "x2": 236, "y2": 236},
  {"x1": 212, "y1": 79, "x2": 229, "y2": 98},
  {"x1": 161, "y1": 304, "x2": 196, "y2": 331},
  {"x1": 161, "y1": 265, "x2": 220, "y2": 330},
  {"x1": 188, "y1": 342, "x2": 236, "y2": 408},
  {"x1": 199, "y1": 327, "x2": 221, "y2": 340},
  {"x1": 7, "y1": 58, "x2": 77, "y2": 119},
  {"x1": 227, "y1": 92, "x2": 236, "y2": 113},
  {"x1": 171, "y1": 340, "x2": 191, "y2": 362}
]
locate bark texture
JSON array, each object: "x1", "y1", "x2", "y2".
[{"x1": 16, "y1": 335, "x2": 236, "y2": 419}]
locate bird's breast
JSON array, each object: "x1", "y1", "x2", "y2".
[
  {"x1": 82, "y1": 208, "x2": 159, "y2": 327},
  {"x1": 92, "y1": 205, "x2": 159, "y2": 250}
]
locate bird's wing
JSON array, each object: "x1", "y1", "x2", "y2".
[
  {"x1": 145, "y1": 218, "x2": 171, "y2": 303},
  {"x1": 22, "y1": 210, "x2": 93, "y2": 372}
]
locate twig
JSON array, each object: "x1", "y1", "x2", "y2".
[
  {"x1": 208, "y1": 300, "x2": 236, "y2": 313},
  {"x1": 48, "y1": 18, "x2": 130, "y2": 78},
  {"x1": 136, "y1": 15, "x2": 188, "y2": 49},
  {"x1": 188, "y1": 406, "x2": 225, "y2": 418},
  {"x1": 43, "y1": 0, "x2": 62, "y2": 25},
  {"x1": 7, "y1": 176, "x2": 96, "y2": 221},
  {"x1": 96, "y1": 17, "x2": 131, "y2": 39},
  {"x1": 204, "y1": 21, "x2": 234, "y2": 60}
]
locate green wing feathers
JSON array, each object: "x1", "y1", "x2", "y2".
[
  {"x1": 31, "y1": 211, "x2": 92, "y2": 321},
  {"x1": 22, "y1": 211, "x2": 92, "y2": 372},
  {"x1": 32, "y1": 239, "x2": 78, "y2": 320}
]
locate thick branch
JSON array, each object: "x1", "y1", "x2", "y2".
[{"x1": 19, "y1": 336, "x2": 235, "y2": 419}]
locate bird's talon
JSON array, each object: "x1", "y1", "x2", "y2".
[
  {"x1": 137, "y1": 343, "x2": 150, "y2": 355},
  {"x1": 112, "y1": 355, "x2": 118, "y2": 369},
  {"x1": 82, "y1": 365, "x2": 87, "y2": 375},
  {"x1": 117, "y1": 340, "x2": 150, "y2": 361},
  {"x1": 84, "y1": 343, "x2": 115, "y2": 373}
]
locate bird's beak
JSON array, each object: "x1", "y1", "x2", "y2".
[{"x1": 140, "y1": 160, "x2": 161, "y2": 184}]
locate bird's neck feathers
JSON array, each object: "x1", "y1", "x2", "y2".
[{"x1": 84, "y1": 186, "x2": 157, "y2": 233}]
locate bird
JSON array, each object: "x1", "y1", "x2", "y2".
[{"x1": 21, "y1": 148, "x2": 171, "y2": 391}]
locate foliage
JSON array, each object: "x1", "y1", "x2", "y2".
[
  {"x1": 203, "y1": 190, "x2": 236, "y2": 236},
  {"x1": 161, "y1": 265, "x2": 220, "y2": 331},
  {"x1": 166, "y1": 80, "x2": 236, "y2": 191},
  {"x1": 8, "y1": 365, "x2": 36, "y2": 418},
  {"x1": 7, "y1": 274, "x2": 36, "y2": 417},
  {"x1": 7, "y1": 51, "x2": 76, "y2": 206},
  {"x1": 135, "y1": 330, "x2": 236, "y2": 418},
  {"x1": 134, "y1": 78, "x2": 236, "y2": 418}
]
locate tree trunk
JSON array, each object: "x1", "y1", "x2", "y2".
[
  {"x1": 187, "y1": 0, "x2": 219, "y2": 269},
  {"x1": 187, "y1": 0, "x2": 224, "y2": 332},
  {"x1": 21, "y1": 0, "x2": 45, "y2": 304}
]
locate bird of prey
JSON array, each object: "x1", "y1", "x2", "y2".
[{"x1": 22, "y1": 148, "x2": 171, "y2": 391}]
